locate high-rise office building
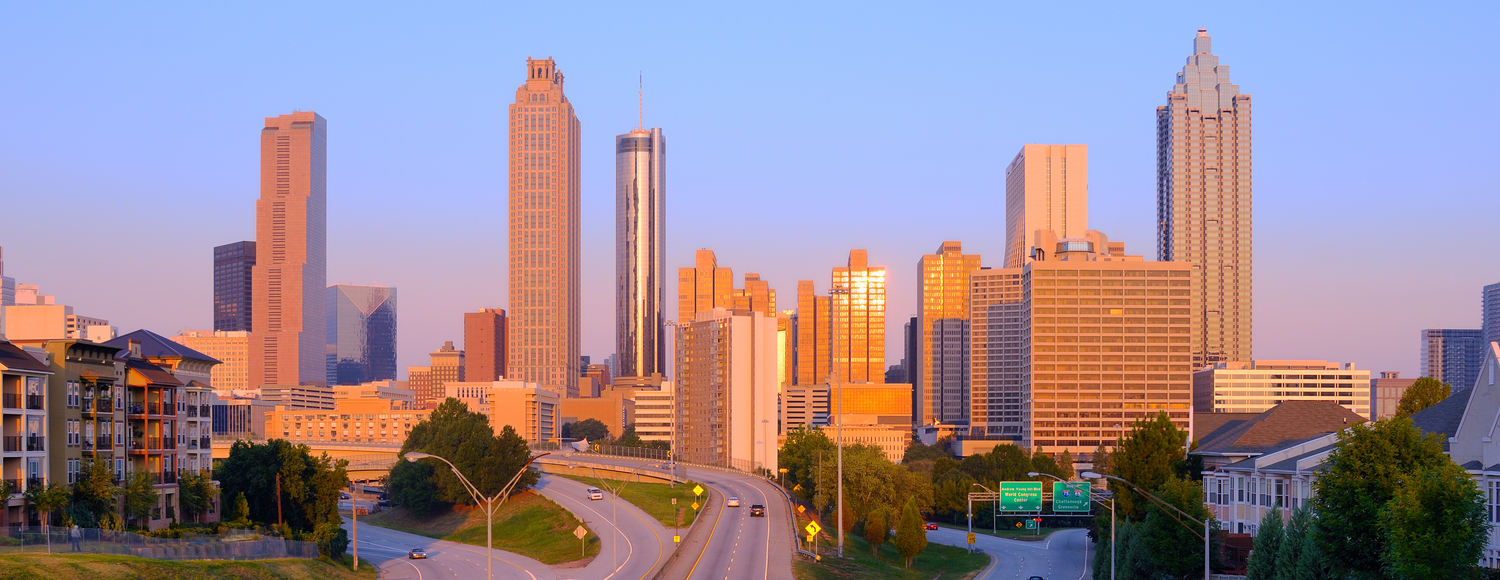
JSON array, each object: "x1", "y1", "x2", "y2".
[
  {"x1": 916, "y1": 241, "x2": 982, "y2": 426},
  {"x1": 214, "y1": 241, "x2": 256, "y2": 332},
  {"x1": 1193, "y1": 360, "x2": 1371, "y2": 418},
  {"x1": 676, "y1": 308, "x2": 778, "y2": 472},
  {"x1": 969, "y1": 267, "x2": 1024, "y2": 438},
  {"x1": 1005, "y1": 145, "x2": 1089, "y2": 269},
  {"x1": 678, "y1": 249, "x2": 734, "y2": 325},
  {"x1": 794, "y1": 281, "x2": 831, "y2": 386},
  {"x1": 734, "y1": 274, "x2": 776, "y2": 315},
  {"x1": 1156, "y1": 29, "x2": 1253, "y2": 364},
  {"x1": 1422, "y1": 329, "x2": 1484, "y2": 389},
  {"x1": 171, "y1": 330, "x2": 251, "y2": 395},
  {"x1": 508, "y1": 57, "x2": 580, "y2": 398},
  {"x1": 464, "y1": 308, "x2": 507, "y2": 382},
  {"x1": 325, "y1": 284, "x2": 397, "y2": 386},
  {"x1": 1484, "y1": 283, "x2": 1500, "y2": 348},
  {"x1": 409, "y1": 341, "x2": 465, "y2": 405},
  {"x1": 615, "y1": 127, "x2": 666, "y2": 382},
  {"x1": 1370, "y1": 371, "x2": 1417, "y2": 421},
  {"x1": 831, "y1": 250, "x2": 886, "y2": 384},
  {"x1": 0, "y1": 247, "x2": 15, "y2": 338},
  {"x1": 251, "y1": 111, "x2": 328, "y2": 389}
]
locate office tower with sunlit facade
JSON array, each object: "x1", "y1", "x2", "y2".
[
  {"x1": 915, "y1": 241, "x2": 982, "y2": 426},
  {"x1": 615, "y1": 127, "x2": 666, "y2": 385}
]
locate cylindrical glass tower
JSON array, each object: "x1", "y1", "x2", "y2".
[{"x1": 615, "y1": 128, "x2": 666, "y2": 380}]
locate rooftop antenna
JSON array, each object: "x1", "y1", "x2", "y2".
[{"x1": 638, "y1": 72, "x2": 643, "y2": 131}]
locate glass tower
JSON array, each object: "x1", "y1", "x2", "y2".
[
  {"x1": 213, "y1": 241, "x2": 255, "y2": 332},
  {"x1": 615, "y1": 128, "x2": 666, "y2": 380},
  {"x1": 326, "y1": 284, "x2": 397, "y2": 386}
]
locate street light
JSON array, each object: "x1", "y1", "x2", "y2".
[
  {"x1": 586, "y1": 462, "x2": 664, "y2": 574},
  {"x1": 971, "y1": 483, "x2": 998, "y2": 534},
  {"x1": 664, "y1": 319, "x2": 680, "y2": 487},
  {"x1": 827, "y1": 285, "x2": 851, "y2": 558},
  {"x1": 1083, "y1": 471, "x2": 1209, "y2": 580},
  {"x1": 1031, "y1": 471, "x2": 1109, "y2": 580},
  {"x1": 403, "y1": 451, "x2": 549, "y2": 580}
]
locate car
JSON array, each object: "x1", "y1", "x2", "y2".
[
  {"x1": 408, "y1": 548, "x2": 427, "y2": 559},
  {"x1": 726, "y1": 497, "x2": 740, "y2": 507},
  {"x1": 749, "y1": 504, "x2": 765, "y2": 517},
  {"x1": 340, "y1": 493, "x2": 350, "y2": 500},
  {"x1": 925, "y1": 522, "x2": 939, "y2": 530},
  {"x1": 587, "y1": 487, "x2": 604, "y2": 501},
  {"x1": 1027, "y1": 576, "x2": 1045, "y2": 580}
]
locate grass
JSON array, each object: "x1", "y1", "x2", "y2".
[
  {"x1": 551, "y1": 473, "x2": 702, "y2": 529},
  {"x1": 0, "y1": 553, "x2": 376, "y2": 580},
  {"x1": 792, "y1": 533, "x2": 989, "y2": 580},
  {"x1": 358, "y1": 490, "x2": 600, "y2": 564}
]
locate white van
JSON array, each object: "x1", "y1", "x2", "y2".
[{"x1": 587, "y1": 487, "x2": 604, "y2": 501}]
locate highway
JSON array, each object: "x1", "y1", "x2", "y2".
[
  {"x1": 346, "y1": 518, "x2": 556, "y2": 580},
  {"x1": 927, "y1": 527, "x2": 1091, "y2": 580}
]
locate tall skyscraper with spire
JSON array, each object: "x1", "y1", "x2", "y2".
[
  {"x1": 250, "y1": 112, "x2": 327, "y2": 388},
  {"x1": 1157, "y1": 29, "x2": 1252, "y2": 364},
  {"x1": 615, "y1": 126, "x2": 666, "y2": 385},
  {"x1": 508, "y1": 57, "x2": 581, "y2": 397}
]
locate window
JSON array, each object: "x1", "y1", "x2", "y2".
[
  {"x1": 1237, "y1": 477, "x2": 1245, "y2": 502},
  {"x1": 115, "y1": 421, "x2": 124, "y2": 446}
]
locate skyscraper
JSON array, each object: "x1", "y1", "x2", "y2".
[
  {"x1": 1157, "y1": 29, "x2": 1253, "y2": 364},
  {"x1": 325, "y1": 284, "x2": 397, "y2": 386},
  {"x1": 676, "y1": 308, "x2": 779, "y2": 471},
  {"x1": 831, "y1": 249, "x2": 886, "y2": 384},
  {"x1": 464, "y1": 308, "x2": 507, "y2": 382},
  {"x1": 678, "y1": 249, "x2": 734, "y2": 324},
  {"x1": 1004, "y1": 145, "x2": 1089, "y2": 268},
  {"x1": 1484, "y1": 283, "x2": 1500, "y2": 348},
  {"x1": 734, "y1": 274, "x2": 776, "y2": 315},
  {"x1": 969, "y1": 267, "x2": 1024, "y2": 437},
  {"x1": 1422, "y1": 329, "x2": 1484, "y2": 389},
  {"x1": 250, "y1": 112, "x2": 327, "y2": 389},
  {"x1": 916, "y1": 241, "x2": 982, "y2": 426},
  {"x1": 214, "y1": 241, "x2": 255, "y2": 332},
  {"x1": 615, "y1": 127, "x2": 666, "y2": 383},
  {"x1": 794, "y1": 280, "x2": 831, "y2": 386}
]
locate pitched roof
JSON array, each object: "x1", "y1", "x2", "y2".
[
  {"x1": 1193, "y1": 412, "x2": 1260, "y2": 443},
  {"x1": 1193, "y1": 400, "x2": 1367, "y2": 457},
  {"x1": 0, "y1": 341, "x2": 53, "y2": 374},
  {"x1": 124, "y1": 357, "x2": 183, "y2": 387},
  {"x1": 103, "y1": 329, "x2": 220, "y2": 364},
  {"x1": 1410, "y1": 387, "x2": 1474, "y2": 451}
]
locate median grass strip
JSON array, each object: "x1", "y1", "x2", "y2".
[
  {"x1": 551, "y1": 473, "x2": 702, "y2": 529},
  {"x1": 359, "y1": 489, "x2": 600, "y2": 564},
  {"x1": 791, "y1": 533, "x2": 988, "y2": 580},
  {"x1": 0, "y1": 553, "x2": 375, "y2": 580}
]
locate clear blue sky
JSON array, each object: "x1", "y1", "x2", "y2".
[{"x1": 2, "y1": 2, "x2": 1495, "y2": 378}]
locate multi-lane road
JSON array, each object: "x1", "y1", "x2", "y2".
[{"x1": 928, "y1": 526, "x2": 1091, "y2": 580}]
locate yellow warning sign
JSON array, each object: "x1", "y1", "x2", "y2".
[
  {"x1": 804, "y1": 521, "x2": 822, "y2": 536},
  {"x1": 966, "y1": 532, "x2": 976, "y2": 544},
  {"x1": 673, "y1": 535, "x2": 681, "y2": 543},
  {"x1": 806, "y1": 533, "x2": 815, "y2": 543},
  {"x1": 692, "y1": 484, "x2": 705, "y2": 497},
  {"x1": 691, "y1": 501, "x2": 700, "y2": 510},
  {"x1": 796, "y1": 505, "x2": 806, "y2": 514}
]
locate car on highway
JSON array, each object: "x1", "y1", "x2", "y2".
[
  {"x1": 408, "y1": 548, "x2": 427, "y2": 559},
  {"x1": 925, "y1": 522, "x2": 939, "y2": 530},
  {"x1": 749, "y1": 504, "x2": 765, "y2": 517},
  {"x1": 587, "y1": 487, "x2": 604, "y2": 500},
  {"x1": 1028, "y1": 576, "x2": 1044, "y2": 580},
  {"x1": 726, "y1": 497, "x2": 740, "y2": 507}
]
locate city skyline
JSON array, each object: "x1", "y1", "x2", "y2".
[{"x1": 2, "y1": 5, "x2": 1496, "y2": 378}]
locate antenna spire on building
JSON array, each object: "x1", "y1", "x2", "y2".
[{"x1": 638, "y1": 72, "x2": 643, "y2": 131}]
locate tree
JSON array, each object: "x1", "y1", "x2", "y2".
[
  {"x1": 1382, "y1": 459, "x2": 1489, "y2": 579},
  {"x1": 123, "y1": 471, "x2": 157, "y2": 528},
  {"x1": 1111, "y1": 412, "x2": 1187, "y2": 521},
  {"x1": 216, "y1": 438, "x2": 349, "y2": 534},
  {"x1": 1396, "y1": 377, "x2": 1451, "y2": 419},
  {"x1": 312, "y1": 519, "x2": 350, "y2": 561},
  {"x1": 901, "y1": 436, "x2": 951, "y2": 464},
  {"x1": 863, "y1": 506, "x2": 889, "y2": 556},
  {"x1": 1056, "y1": 450, "x2": 1076, "y2": 481},
  {"x1": 931, "y1": 470, "x2": 974, "y2": 523},
  {"x1": 1138, "y1": 477, "x2": 1217, "y2": 578},
  {"x1": 1274, "y1": 506, "x2": 1310, "y2": 580},
  {"x1": 893, "y1": 497, "x2": 927, "y2": 568},
  {"x1": 71, "y1": 460, "x2": 119, "y2": 523},
  {"x1": 1310, "y1": 417, "x2": 1449, "y2": 578},
  {"x1": 399, "y1": 399, "x2": 538, "y2": 506},
  {"x1": 1294, "y1": 527, "x2": 1336, "y2": 580},
  {"x1": 615, "y1": 425, "x2": 645, "y2": 448},
  {"x1": 178, "y1": 469, "x2": 217, "y2": 523},
  {"x1": 568, "y1": 418, "x2": 610, "y2": 442},
  {"x1": 778, "y1": 427, "x2": 835, "y2": 505},
  {"x1": 228, "y1": 492, "x2": 251, "y2": 527},
  {"x1": 1246, "y1": 507, "x2": 1283, "y2": 580},
  {"x1": 388, "y1": 457, "x2": 441, "y2": 515}
]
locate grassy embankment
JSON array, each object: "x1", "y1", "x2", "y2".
[
  {"x1": 359, "y1": 490, "x2": 600, "y2": 564},
  {"x1": 0, "y1": 553, "x2": 374, "y2": 580},
  {"x1": 550, "y1": 473, "x2": 702, "y2": 529},
  {"x1": 791, "y1": 533, "x2": 989, "y2": 580}
]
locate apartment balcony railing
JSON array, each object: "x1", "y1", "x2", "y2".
[
  {"x1": 26, "y1": 437, "x2": 44, "y2": 452},
  {"x1": 2, "y1": 437, "x2": 19, "y2": 453},
  {"x1": 185, "y1": 406, "x2": 197, "y2": 418},
  {"x1": 146, "y1": 403, "x2": 161, "y2": 415},
  {"x1": 187, "y1": 439, "x2": 198, "y2": 450},
  {"x1": 1, "y1": 479, "x2": 18, "y2": 493},
  {"x1": 162, "y1": 438, "x2": 176, "y2": 450},
  {"x1": 82, "y1": 439, "x2": 94, "y2": 451},
  {"x1": 25, "y1": 477, "x2": 43, "y2": 490},
  {"x1": 25, "y1": 396, "x2": 43, "y2": 411},
  {"x1": 96, "y1": 436, "x2": 111, "y2": 449},
  {"x1": 1, "y1": 394, "x2": 18, "y2": 409},
  {"x1": 128, "y1": 404, "x2": 145, "y2": 416},
  {"x1": 152, "y1": 471, "x2": 178, "y2": 485},
  {"x1": 97, "y1": 399, "x2": 112, "y2": 413},
  {"x1": 199, "y1": 436, "x2": 211, "y2": 449},
  {"x1": 200, "y1": 405, "x2": 211, "y2": 417}
]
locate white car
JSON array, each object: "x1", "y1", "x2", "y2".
[
  {"x1": 726, "y1": 497, "x2": 740, "y2": 507},
  {"x1": 587, "y1": 487, "x2": 604, "y2": 501}
]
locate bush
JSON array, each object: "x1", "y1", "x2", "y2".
[{"x1": 312, "y1": 520, "x2": 349, "y2": 560}]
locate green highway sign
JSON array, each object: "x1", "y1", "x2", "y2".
[
  {"x1": 1052, "y1": 481, "x2": 1092, "y2": 512},
  {"x1": 1024, "y1": 519, "x2": 1038, "y2": 530},
  {"x1": 999, "y1": 481, "x2": 1043, "y2": 512}
]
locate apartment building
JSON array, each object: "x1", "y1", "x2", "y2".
[{"x1": 0, "y1": 341, "x2": 51, "y2": 526}]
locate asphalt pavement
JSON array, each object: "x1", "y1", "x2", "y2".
[
  {"x1": 533, "y1": 474, "x2": 672, "y2": 580},
  {"x1": 346, "y1": 518, "x2": 556, "y2": 580},
  {"x1": 927, "y1": 527, "x2": 1092, "y2": 580}
]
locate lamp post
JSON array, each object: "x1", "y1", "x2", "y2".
[
  {"x1": 827, "y1": 285, "x2": 851, "y2": 558},
  {"x1": 403, "y1": 451, "x2": 549, "y2": 580},
  {"x1": 665, "y1": 319, "x2": 679, "y2": 486},
  {"x1": 1030, "y1": 471, "x2": 1110, "y2": 580},
  {"x1": 971, "y1": 483, "x2": 997, "y2": 536},
  {"x1": 1083, "y1": 471, "x2": 1209, "y2": 580},
  {"x1": 586, "y1": 462, "x2": 664, "y2": 573}
]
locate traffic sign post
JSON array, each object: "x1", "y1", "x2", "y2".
[
  {"x1": 574, "y1": 525, "x2": 587, "y2": 557},
  {"x1": 805, "y1": 521, "x2": 822, "y2": 557},
  {"x1": 1052, "y1": 481, "x2": 1092, "y2": 512}
]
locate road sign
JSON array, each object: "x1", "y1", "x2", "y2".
[
  {"x1": 674, "y1": 535, "x2": 681, "y2": 543},
  {"x1": 573, "y1": 525, "x2": 587, "y2": 540},
  {"x1": 806, "y1": 533, "x2": 815, "y2": 544},
  {"x1": 796, "y1": 505, "x2": 806, "y2": 514},
  {"x1": 966, "y1": 532, "x2": 976, "y2": 544},
  {"x1": 805, "y1": 521, "x2": 822, "y2": 536},
  {"x1": 1052, "y1": 481, "x2": 1092, "y2": 512},
  {"x1": 692, "y1": 484, "x2": 705, "y2": 497},
  {"x1": 793, "y1": 483, "x2": 802, "y2": 491},
  {"x1": 999, "y1": 481, "x2": 1043, "y2": 511},
  {"x1": 692, "y1": 501, "x2": 700, "y2": 510},
  {"x1": 671, "y1": 498, "x2": 677, "y2": 505},
  {"x1": 1024, "y1": 519, "x2": 1038, "y2": 530}
]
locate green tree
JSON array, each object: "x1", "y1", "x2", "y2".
[
  {"x1": 615, "y1": 425, "x2": 646, "y2": 447},
  {"x1": 228, "y1": 492, "x2": 251, "y2": 527},
  {"x1": 893, "y1": 497, "x2": 927, "y2": 568},
  {"x1": 25, "y1": 483, "x2": 68, "y2": 529},
  {"x1": 123, "y1": 471, "x2": 157, "y2": 528},
  {"x1": 567, "y1": 418, "x2": 611, "y2": 441},
  {"x1": 312, "y1": 519, "x2": 350, "y2": 561},
  {"x1": 1138, "y1": 477, "x2": 1217, "y2": 578},
  {"x1": 931, "y1": 470, "x2": 975, "y2": 523},
  {"x1": 178, "y1": 469, "x2": 217, "y2": 523},
  {"x1": 901, "y1": 436, "x2": 951, "y2": 464},
  {"x1": 1294, "y1": 527, "x2": 1336, "y2": 580},
  {"x1": 71, "y1": 459, "x2": 119, "y2": 522},
  {"x1": 1396, "y1": 376, "x2": 1451, "y2": 419},
  {"x1": 388, "y1": 457, "x2": 441, "y2": 515},
  {"x1": 399, "y1": 399, "x2": 538, "y2": 506},
  {"x1": 1111, "y1": 412, "x2": 1187, "y2": 521},
  {"x1": 216, "y1": 438, "x2": 349, "y2": 534},
  {"x1": 863, "y1": 506, "x2": 889, "y2": 556},
  {"x1": 1246, "y1": 507, "x2": 1283, "y2": 580},
  {"x1": 1310, "y1": 417, "x2": 1449, "y2": 578},
  {"x1": 1056, "y1": 450, "x2": 1076, "y2": 480},
  {"x1": 1382, "y1": 459, "x2": 1490, "y2": 579},
  {"x1": 778, "y1": 427, "x2": 835, "y2": 505},
  {"x1": 1274, "y1": 506, "x2": 1311, "y2": 580}
]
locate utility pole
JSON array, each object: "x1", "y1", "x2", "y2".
[
  {"x1": 829, "y1": 285, "x2": 850, "y2": 558},
  {"x1": 351, "y1": 489, "x2": 358, "y2": 570},
  {"x1": 275, "y1": 473, "x2": 282, "y2": 529}
]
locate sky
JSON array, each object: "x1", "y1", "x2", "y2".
[{"x1": 1, "y1": 2, "x2": 1496, "y2": 379}]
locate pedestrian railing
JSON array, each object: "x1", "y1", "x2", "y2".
[{"x1": 0, "y1": 527, "x2": 319, "y2": 560}]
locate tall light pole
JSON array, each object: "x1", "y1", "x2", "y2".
[
  {"x1": 404, "y1": 451, "x2": 549, "y2": 580},
  {"x1": 827, "y1": 285, "x2": 851, "y2": 558},
  {"x1": 587, "y1": 462, "x2": 664, "y2": 573},
  {"x1": 1031, "y1": 471, "x2": 1112, "y2": 580},
  {"x1": 1083, "y1": 471, "x2": 1208, "y2": 580},
  {"x1": 664, "y1": 319, "x2": 679, "y2": 486}
]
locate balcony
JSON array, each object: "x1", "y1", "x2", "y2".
[
  {"x1": 2, "y1": 437, "x2": 19, "y2": 453},
  {"x1": 200, "y1": 436, "x2": 211, "y2": 449},
  {"x1": 25, "y1": 477, "x2": 43, "y2": 490},
  {"x1": 187, "y1": 439, "x2": 198, "y2": 450},
  {"x1": 146, "y1": 403, "x2": 161, "y2": 415},
  {"x1": 97, "y1": 399, "x2": 112, "y2": 413},
  {"x1": 163, "y1": 438, "x2": 176, "y2": 450},
  {"x1": 25, "y1": 396, "x2": 43, "y2": 411},
  {"x1": 128, "y1": 403, "x2": 145, "y2": 416},
  {"x1": 82, "y1": 439, "x2": 94, "y2": 451},
  {"x1": 97, "y1": 436, "x2": 111, "y2": 449},
  {"x1": 26, "y1": 437, "x2": 44, "y2": 452},
  {"x1": 200, "y1": 405, "x2": 211, "y2": 417},
  {"x1": 1, "y1": 479, "x2": 17, "y2": 494},
  {"x1": 145, "y1": 437, "x2": 162, "y2": 450},
  {"x1": 185, "y1": 406, "x2": 197, "y2": 418},
  {"x1": 1, "y1": 394, "x2": 17, "y2": 409},
  {"x1": 152, "y1": 471, "x2": 178, "y2": 485}
]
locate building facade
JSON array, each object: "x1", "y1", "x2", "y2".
[
  {"x1": 105, "y1": 331, "x2": 220, "y2": 480},
  {"x1": 508, "y1": 57, "x2": 581, "y2": 398},
  {"x1": 1485, "y1": 283, "x2": 1500, "y2": 348},
  {"x1": 677, "y1": 308, "x2": 779, "y2": 472},
  {"x1": 0, "y1": 340, "x2": 52, "y2": 526},
  {"x1": 213, "y1": 241, "x2": 255, "y2": 332},
  {"x1": 464, "y1": 308, "x2": 507, "y2": 382},
  {"x1": 325, "y1": 284, "x2": 397, "y2": 386},
  {"x1": 795, "y1": 280, "x2": 831, "y2": 386},
  {"x1": 1156, "y1": 28, "x2": 1253, "y2": 365},
  {"x1": 170, "y1": 330, "x2": 250, "y2": 395},
  {"x1": 1370, "y1": 370, "x2": 1417, "y2": 420},
  {"x1": 831, "y1": 250, "x2": 886, "y2": 384},
  {"x1": 1193, "y1": 360, "x2": 1371, "y2": 419},
  {"x1": 615, "y1": 127, "x2": 666, "y2": 384},
  {"x1": 970, "y1": 267, "x2": 1024, "y2": 438},
  {"x1": 560, "y1": 391, "x2": 635, "y2": 440},
  {"x1": 678, "y1": 249, "x2": 735, "y2": 326},
  {"x1": 916, "y1": 241, "x2": 982, "y2": 426},
  {"x1": 1424, "y1": 328, "x2": 1485, "y2": 389},
  {"x1": 630, "y1": 381, "x2": 674, "y2": 443},
  {"x1": 251, "y1": 111, "x2": 328, "y2": 389},
  {"x1": 1004, "y1": 145, "x2": 1089, "y2": 269}
]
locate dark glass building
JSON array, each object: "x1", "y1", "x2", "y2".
[
  {"x1": 326, "y1": 284, "x2": 398, "y2": 386},
  {"x1": 213, "y1": 241, "x2": 255, "y2": 331},
  {"x1": 1422, "y1": 328, "x2": 1484, "y2": 389}
]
